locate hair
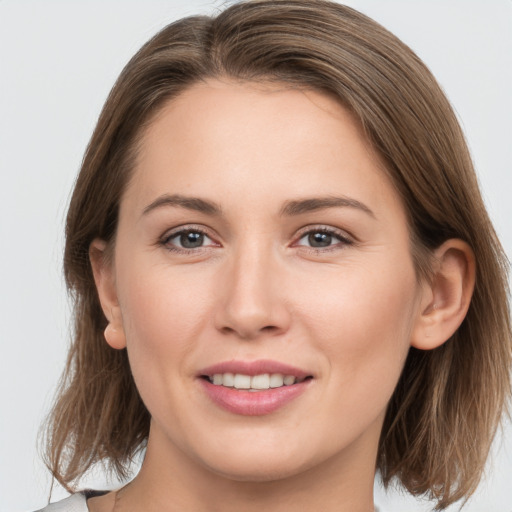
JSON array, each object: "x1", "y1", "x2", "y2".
[{"x1": 42, "y1": 1, "x2": 511, "y2": 509}]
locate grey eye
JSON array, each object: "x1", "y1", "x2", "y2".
[
  {"x1": 179, "y1": 231, "x2": 204, "y2": 248},
  {"x1": 296, "y1": 228, "x2": 352, "y2": 250},
  {"x1": 308, "y1": 232, "x2": 333, "y2": 247},
  {"x1": 164, "y1": 229, "x2": 214, "y2": 250}
]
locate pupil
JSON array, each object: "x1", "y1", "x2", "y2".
[
  {"x1": 181, "y1": 232, "x2": 203, "y2": 248},
  {"x1": 309, "y1": 232, "x2": 331, "y2": 247}
]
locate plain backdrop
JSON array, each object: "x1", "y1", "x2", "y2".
[{"x1": 1, "y1": 1, "x2": 511, "y2": 511}]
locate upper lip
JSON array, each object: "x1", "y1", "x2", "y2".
[{"x1": 198, "y1": 359, "x2": 312, "y2": 379}]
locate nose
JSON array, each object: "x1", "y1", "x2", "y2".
[{"x1": 214, "y1": 242, "x2": 292, "y2": 340}]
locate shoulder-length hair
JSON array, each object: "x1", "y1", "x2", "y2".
[{"x1": 43, "y1": 1, "x2": 511, "y2": 509}]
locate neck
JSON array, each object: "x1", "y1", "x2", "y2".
[{"x1": 114, "y1": 419, "x2": 380, "y2": 512}]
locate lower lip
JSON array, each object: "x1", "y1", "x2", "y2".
[{"x1": 199, "y1": 379, "x2": 311, "y2": 416}]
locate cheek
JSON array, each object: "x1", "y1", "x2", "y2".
[
  {"x1": 117, "y1": 261, "x2": 214, "y2": 378},
  {"x1": 298, "y1": 257, "x2": 418, "y2": 398},
  {"x1": 115, "y1": 262, "x2": 218, "y2": 431},
  {"x1": 293, "y1": 264, "x2": 419, "y2": 446}
]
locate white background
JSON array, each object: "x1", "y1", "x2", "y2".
[{"x1": 1, "y1": 1, "x2": 511, "y2": 511}]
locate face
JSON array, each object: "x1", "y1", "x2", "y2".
[{"x1": 99, "y1": 80, "x2": 426, "y2": 481}]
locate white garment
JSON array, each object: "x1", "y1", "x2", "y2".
[{"x1": 35, "y1": 493, "x2": 88, "y2": 512}]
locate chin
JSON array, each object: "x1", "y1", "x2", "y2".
[
  {"x1": 204, "y1": 458, "x2": 312, "y2": 483},
  {"x1": 194, "y1": 438, "x2": 323, "y2": 483}
]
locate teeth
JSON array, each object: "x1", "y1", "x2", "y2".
[
  {"x1": 234, "y1": 374, "x2": 251, "y2": 389},
  {"x1": 209, "y1": 373, "x2": 300, "y2": 390},
  {"x1": 223, "y1": 373, "x2": 235, "y2": 387},
  {"x1": 284, "y1": 375, "x2": 296, "y2": 386},
  {"x1": 251, "y1": 373, "x2": 270, "y2": 389},
  {"x1": 269, "y1": 373, "x2": 284, "y2": 388}
]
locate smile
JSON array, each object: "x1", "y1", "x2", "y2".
[
  {"x1": 198, "y1": 360, "x2": 313, "y2": 415},
  {"x1": 206, "y1": 373, "x2": 307, "y2": 390}
]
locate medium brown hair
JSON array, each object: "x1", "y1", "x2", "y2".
[{"x1": 43, "y1": 1, "x2": 511, "y2": 509}]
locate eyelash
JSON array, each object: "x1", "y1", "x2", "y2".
[
  {"x1": 160, "y1": 225, "x2": 354, "y2": 254},
  {"x1": 160, "y1": 225, "x2": 217, "y2": 254},
  {"x1": 294, "y1": 226, "x2": 354, "y2": 253}
]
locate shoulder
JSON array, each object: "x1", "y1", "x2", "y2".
[{"x1": 34, "y1": 491, "x2": 107, "y2": 512}]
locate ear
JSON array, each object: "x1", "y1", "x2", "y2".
[
  {"x1": 89, "y1": 238, "x2": 127, "y2": 350},
  {"x1": 411, "y1": 239, "x2": 475, "y2": 350}
]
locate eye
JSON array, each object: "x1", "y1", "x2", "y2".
[
  {"x1": 162, "y1": 227, "x2": 217, "y2": 252},
  {"x1": 295, "y1": 227, "x2": 353, "y2": 250}
]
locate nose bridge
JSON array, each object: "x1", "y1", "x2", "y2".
[{"x1": 216, "y1": 235, "x2": 289, "y2": 339}]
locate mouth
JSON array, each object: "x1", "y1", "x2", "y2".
[
  {"x1": 197, "y1": 360, "x2": 314, "y2": 415},
  {"x1": 201, "y1": 373, "x2": 312, "y2": 391}
]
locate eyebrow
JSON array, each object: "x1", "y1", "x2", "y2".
[
  {"x1": 280, "y1": 196, "x2": 375, "y2": 218},
  {"x1": 141, "y1": 193, "x2": 374, "y2": 219},
  {"x1": 142, "y1": 194, "x2": 222, "y2": 217}
]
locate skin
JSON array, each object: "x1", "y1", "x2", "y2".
[{"x1": 89, "y1": 80, "x2": 475, "y2": 512}]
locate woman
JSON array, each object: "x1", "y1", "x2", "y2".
[{"x1": 36, "y1": 1, "x2": 511, "y2": 511}]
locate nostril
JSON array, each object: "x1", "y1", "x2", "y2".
[{"x1": 219, "y1": 324, "x2": 281, "y2": 340}]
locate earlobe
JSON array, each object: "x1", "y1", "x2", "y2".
[
  {"x1": 89, "y1": 238, "x2": 127, "y2": 350},
  {"x1": 411, "y1": 239, "x2": 475, "y2": 350},
  {"x1": 103, "y1": 307, "x2": 127, "y2": 350}
]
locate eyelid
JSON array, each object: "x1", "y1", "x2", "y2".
[
  {"x1": 160, "y1": 224, "x2": 220, "y2": 251},
  {"x1": 294, "y1": 224, "x2": 354, "y2": 241},
  {"x1": 292, "y1": 224, "x2": 355, "y2": 250},
  {"x1": 158, "y1": 223, "x2": 354, "y2": 253}
]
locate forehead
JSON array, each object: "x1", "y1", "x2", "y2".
[
  {"x1": 140, "y1": 80, "x2": 370, "y2": 159},
  {"x1": 123, "y1": 79, "x2": 404, "y2": 223}
]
